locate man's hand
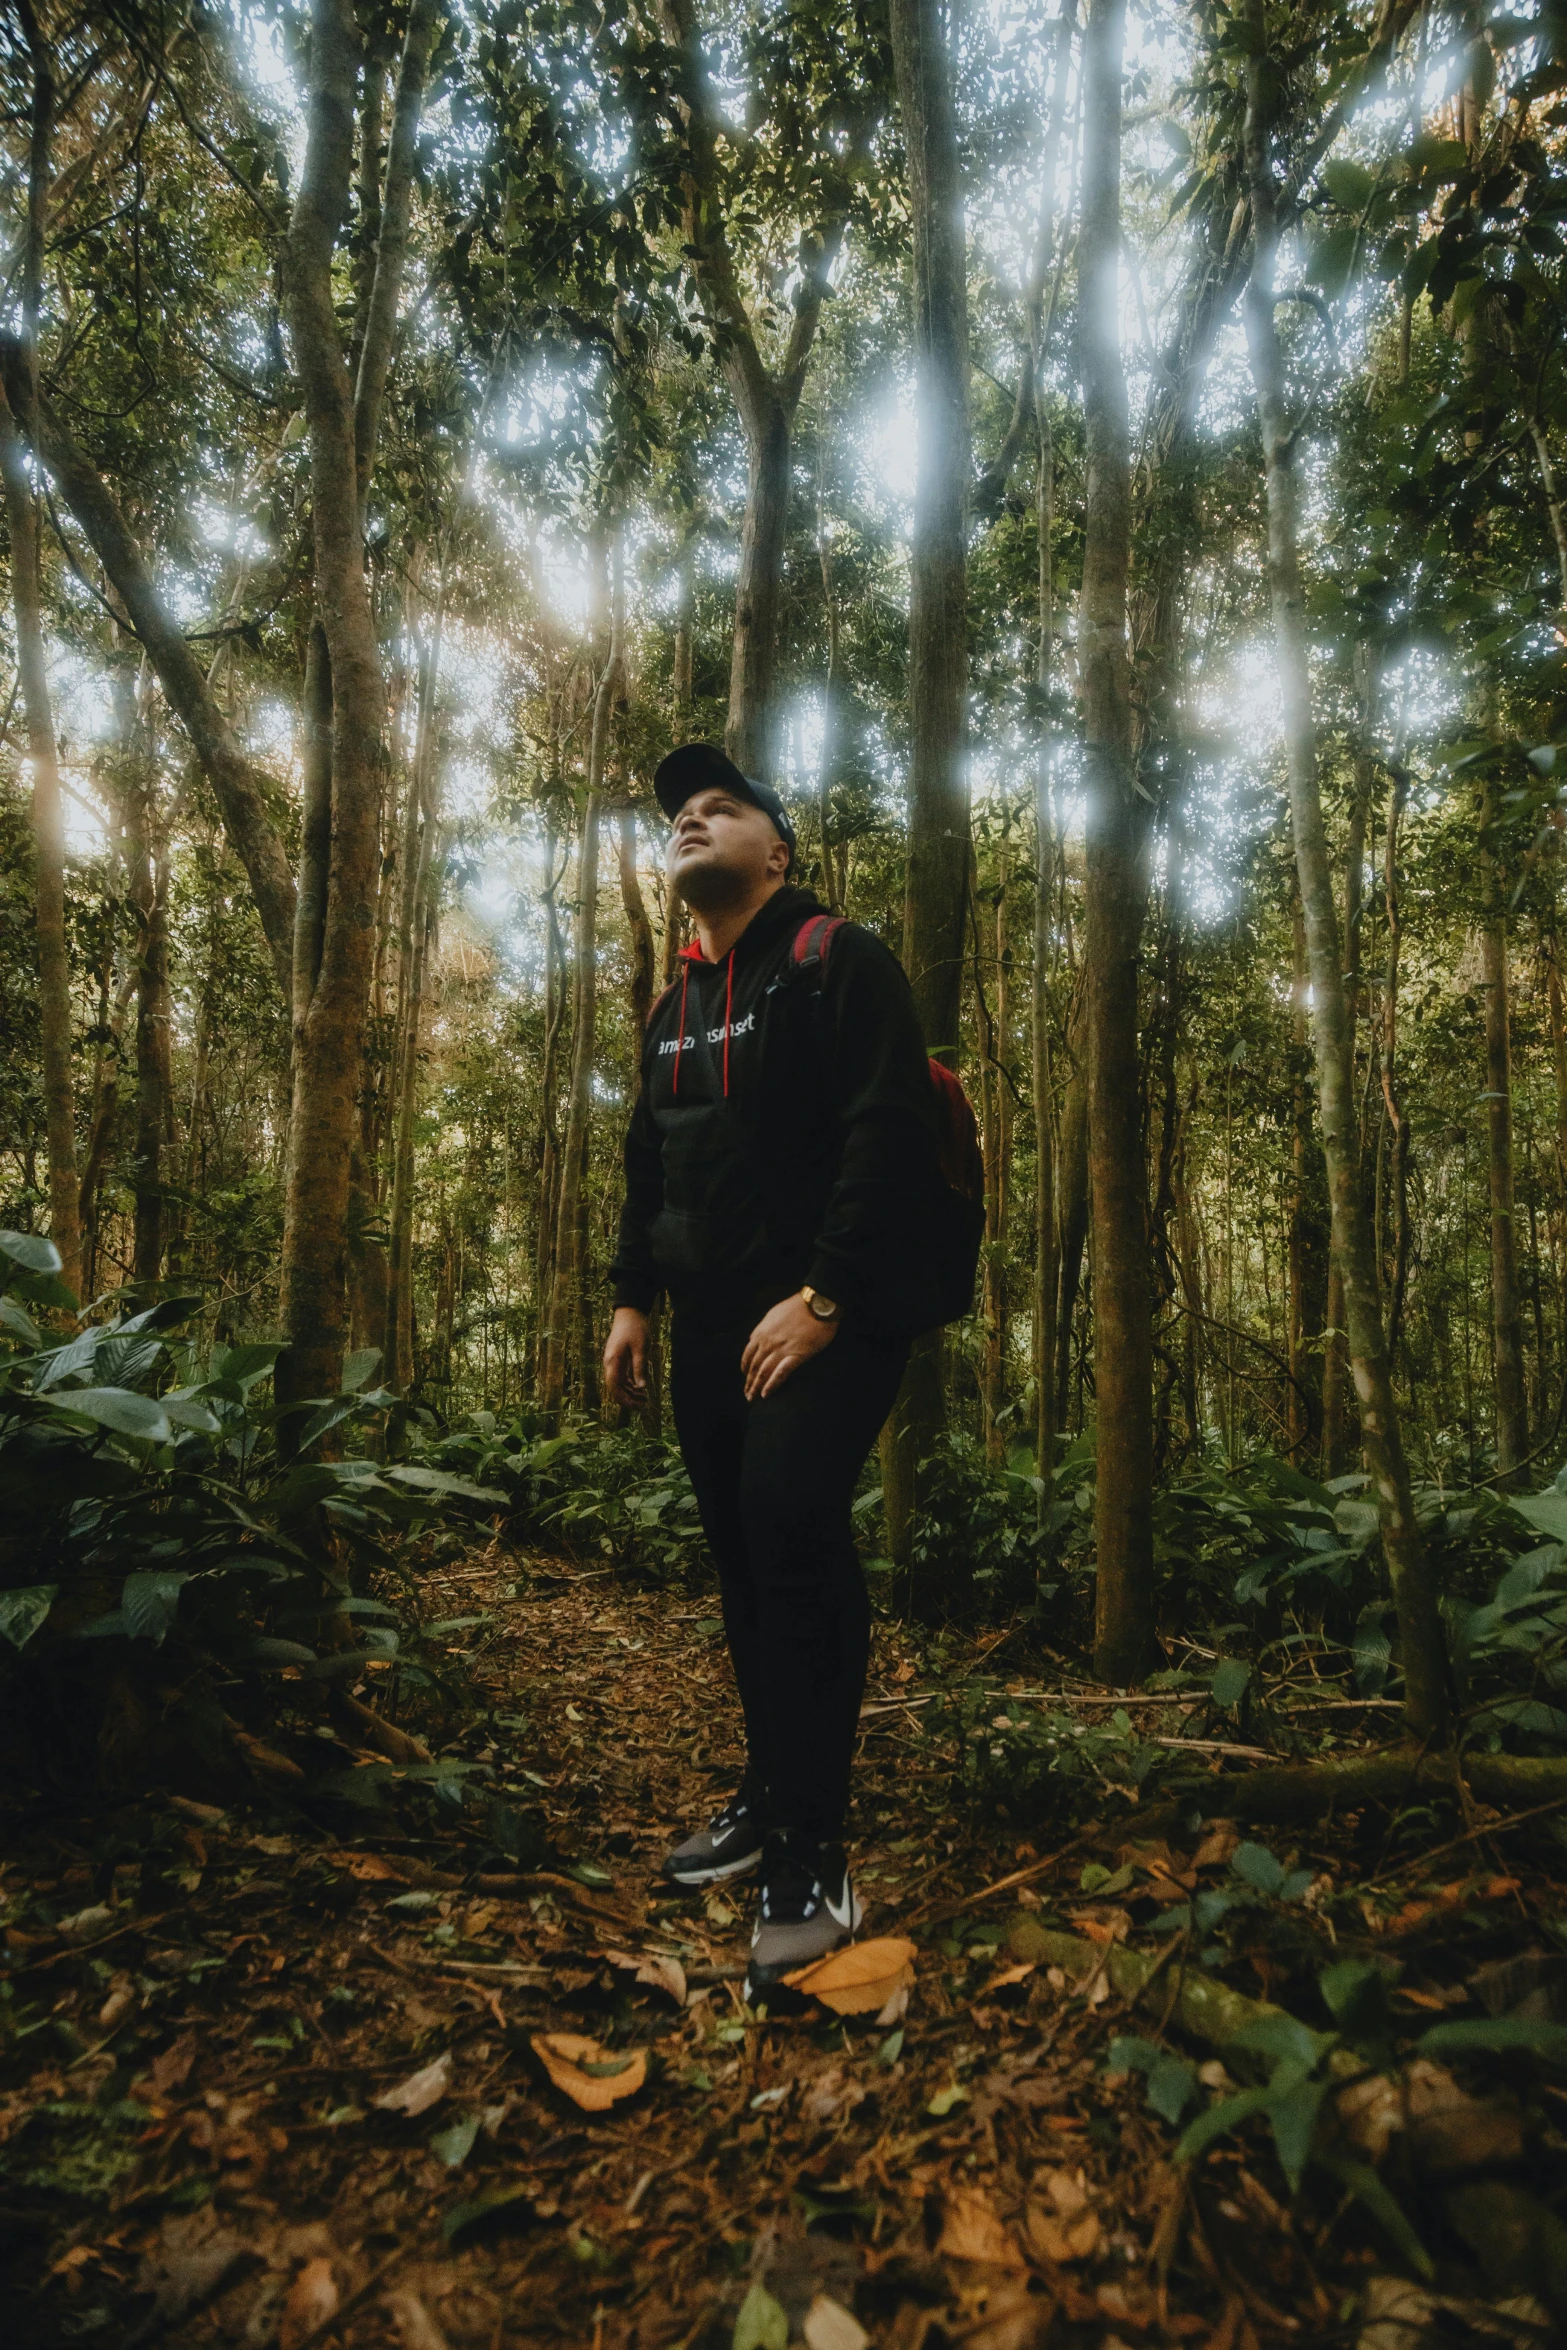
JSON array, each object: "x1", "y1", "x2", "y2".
[
  {"x1": 741, "y1": 1293, "x2": 838, "y2": 1401},
  {"x1": 604, "y1": 1306, "x2": 650, "y2": 1409}
]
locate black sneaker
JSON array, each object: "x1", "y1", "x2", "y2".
[
  {"x1": 744, "y1": 1830, "x2": 863, "y2": 2002},
  {"x1": 661, "y1": 1789, "x2": 766, "y2": 1887}
]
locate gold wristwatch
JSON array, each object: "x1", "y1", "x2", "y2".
[{"x1": 800, "y1": 1285, "x2": 840, "y2": 1323}]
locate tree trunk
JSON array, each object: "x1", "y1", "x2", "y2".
[
  {"x1": 124, "y1": 748, "x2": 172, "y2": 1295},
  {"x1": 881, "y1": 0, "x2": 971, "y2": 1612},
  {"x1": 1480, "y1": 776, "x2": 1529, "y2": 1480},
  {"x1": 616, "y1": 806, "x2": 656, "y2": 1063},
  {"x1": 1054, "y1": 970, "x2": 1091, "y2": 1431},
  {"x1": 1243, "y1": 9, "x2": 1447, "y2": 1741},
  {"x1": 0, "y1": 10, "x2": 79, "y2": 1295},
  {"x1": 542, "y1": 543, "x2": 622, "y2": 1418},
  {"x1": 1032, "y1": 417, "x2": 1058, "y2": 1492},
  {"x1": 1380, "y1": 766, "x2": 1411, "y2": 1366},
  {"x1": 1322, "y1": 722, "x2": 1372, "y2": 1477},
  {"x1": 1285, "y1": 890, "x2": 1318, "y2": 1457},
  {"x1": 0, "y1": 388, "x2": 80, "y2": 1296},
  {"x1": 384, "y1": 604, "x2": 443, "y2": 1391},
  {"x1": 277, "y1": 0, "x2": 397, "y2": 1420},
  {"x1": 1079, "y1": 0, "x2": 1152, "y2": 1685}
]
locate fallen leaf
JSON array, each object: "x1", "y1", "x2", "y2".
[
  {"x1": 150, "y1": 2032, "x2": 199, "y2": 2098},
  {"x1": 375, "y1": 2051, "x2": 453, "y2": 2117},
  {"x1": 783, "y1": 1935, "x2": 916, "y2": 2015},
  {"x1": 1024, "y1": 2203, "x2": 1100, "y2": 2264},
  {"x1": 1040, "y1": 2167, "x2": 1090, "y2": 2218},
  {"x1": 939, "y1": 2184, "x2": 1027, "y2": 2268},
  {"x1": 328, "y1": 1850, "x2": 407, "y2": 1883},
  {"x1": 734, "y1": 2280, "x2": 791, "y2": 2350},
  {"x1": 135, "y1": 2220, "x2": 250, "y2": 2324},
  {"x1": 234, "y1": 1730, "x2": 306, "y2": 1783},
  {"x1": 802, "y1": 2293, "x2": 870, "y2": 2350},
  {"x1": 1191, "y1": 1821, "x2": 1239, "y2": 1871},
  {"x1": 386, "y1": 2288, "x2": 454, "y2": 2350},
  {"x1": 442, "y1": 2182, "x2": 535, "y2": 2246},
  {"x1": 280, "y1": 2256, "x2": 338, "y2": 2350},
  {"x1": 429, "y1": 2111, "x2": 481, "y2": 2170},
  {"x1": 530, "y1": 2032, "x2": 647, "y2": 2112},
  {"x1": 97, "y1": 1977, "x2": 136, "y2": 2031},
  {"x1": 606, "y1": 1947, "x2": 688, "y2": 2006},
  {"x1": 978, "y1": 1960, "x2": 1037, "y2": 1998},
  {"x1": 58, "y1": 1904, "x2": 114, "y2": 1941},
  {"x1": 1071, "y1": 1907, "x2": 1132, "y2": 1946}
]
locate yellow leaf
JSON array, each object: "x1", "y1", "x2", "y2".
[
  {"x1": 783, "y1": 1936, "x2": 917, "y2": 2016},
  {"x1": 530, "y1": 2032, "x2": 647, "y2": 2112},
  {"x1": 939, "y1": 2185, "x2": 1027, "y2": 2269},
  {"x1": 374, "y1": 2051, "x2": 453, "y2": 2118}
]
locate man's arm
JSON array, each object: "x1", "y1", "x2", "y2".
[
  {"x1": 607, "y1": 1081, "x2": 664, "y2": 1317},
  {"x1": 804, "y1": 927, "x2": 940, "y2": 1317}
]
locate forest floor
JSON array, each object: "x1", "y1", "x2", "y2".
[{"x1": 3, "y1": 1546, "x2": 1564, "y2": 2350}]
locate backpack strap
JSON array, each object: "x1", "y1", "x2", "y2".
[{"x1": 790, "y1": 913, "x2": 847, "y2": 982}]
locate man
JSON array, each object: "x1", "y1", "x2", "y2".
[{"x1": 604, "y1": 740, "x2": 941, "y2": 2002}]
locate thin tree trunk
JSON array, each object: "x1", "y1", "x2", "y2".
[
  {"x1": 0, "y1": 396, "x2": 79, "y2": 1296},
  {"x1": 1055, "y1": 970, "x2": 1091, "y2": 1430},
  {"x1": 1286, "y1": 889, "x2": 1314, "y2": 1458},
  {"x1": 1243, "y1": 5, "x2": 1447, "y2": 1741},
  {"x1": 543, "y1": 539, "x2": 622, "y2": 1417},
  {"x1": 1032, "y1": 415, "x2": 1058, "y2": 1494},
  {"x1": 124, "y1": 742, "x2": 172, "y2": 1295},
  {"x1": 1380, "y1": 767, "x2": 1411, "y2": 1365},
  {"x1": 1079, "y1": 0, "x2": 1152, "y2": 1684},
  {"x1": 816, "y1": 443, "x2": 845, "y2": 914},
  {"x1": 882, "y1": 0, "x2": 971, "y2": 1613},
  {"x1": 1480, "y1": 775, "x2": 1529, "y2": 1479},
  {"x1": 616, "y1": 806, "x2": 656, "y2": 1064},
  {"x1": 0, "y1": 13, "x2": 78, "y2": 1292},
  {"x1": 1322, "y1": 721, "x2": 1372, "y2": 1478},
  {"x1": 384, "y1": 609, "x2": 443, "y2": 1391},
  {"x1": 277, "y1": 0, "x2": 426, "y2": 1419}
]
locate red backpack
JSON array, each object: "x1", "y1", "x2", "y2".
[{"x1": 790, "y1": 915, "x2": 985, "y2": 1330}]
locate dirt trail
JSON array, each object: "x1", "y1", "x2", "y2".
[{"x1": 0, "y1": 1553, "x2": 1440, "y2": 2346}]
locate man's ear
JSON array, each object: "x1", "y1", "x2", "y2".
[{"x1": 767, "y1": 836, "x2": 790, "y2": 879}]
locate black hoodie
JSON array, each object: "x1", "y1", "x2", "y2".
[{"x1": 609, "y1": 885, "x2": 942, "y2": 1335}]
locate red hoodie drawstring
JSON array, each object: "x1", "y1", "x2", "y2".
[
  {"x1": 723, "y1": 950, "x2": 735, "y2": 1097},
  {"x1": 672, "y1": 958, "x2": 691, "y2": 1096}
]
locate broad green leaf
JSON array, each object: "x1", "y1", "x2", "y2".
[
  {"x1": 1266, "y1": 2075, "x2": 1329, "y2": 2192},
  {"x1": 1418, "y1": 2017, "x2": 1567, "y2": 2067},
  {"x1": 384, "y1": 1466, "x2": 509, "y2": 1505},
  {"x1": 1210, "y1": 1658, "x2": 1251, "y2": 1711},
  {"x1": 0, "y1": 1298, "x2": 41, "y2": 1345},
  {"x1": 1230, "y1": 1841, "x2": 1285, "y2": 1896},
  {"x1": 209, "y1": 1341, "x2": 283, "y2": 1389},
  {"x1": 0, "y1": 1584, "x2": 57, "y2": 1649},
  {"x1": 1175, "y1": 2085, "x2": 1272, "y2": 2165},
  {"x1": 1317, "y1": 2156, "x2": 1434, "y2": 2280},
  {"x1": 53, "y1": 1387, "x2": 172, "y2": 1443},
  {"x1": 162, "y1": 1393, "x2": 222, "y2": 1434},
  {"x1": 1512, "y1": 1490, "x2": 1567, "y2": 1543},
  {"x1": 0, "y1": 1230, "x2": 62, "y2": 1275},
  {"x1": 341, "y1": 1347, "x2": 382, "y2": 1393},
  {"x1": 1147, "y1": 2055, "x2": 1199, "y2": 2126},
  {"x1": 1322, "y1": 158, "x2": 1374, "y2": 212},
  {"x1": 1106, "y1": 2036, "x2": 1162, "y2": 2077},
  {"x1": 122, "y1": 1571, "x2": 191, "y2": 1645},
  {"x1": 1229, "y1": 2012, "x2": 1329, "y2": 2071}
]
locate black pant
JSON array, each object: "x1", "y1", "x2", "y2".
[{"x1": 670, "y1": 1314, "x2": 908, "y2": 1839}]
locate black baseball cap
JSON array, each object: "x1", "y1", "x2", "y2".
[{"x1": 653, "y1": 741, "x2": 797, "y2": 870}]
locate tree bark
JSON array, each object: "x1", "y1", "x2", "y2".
[
  {"x1": 657, "y1": 0, "x2": 841, "y2": 778},
  {"x1": 0, "y1": 385, "x2": 80, "y2": 1299},
  {"x1": 1054, "y1": 969, "x2": 1090, "y2": 1430},
  {"x1": 616, "y1": 806, "x2": 656, "y2": 1065},
  {"x1": 277, "y1": 0, "x2": 396, "y2": 1419},
  {"x1": 1243, "y1": 6, "x2": 1447, "y2": 1741},
  {"x1": 1079, "y1": 0, "x2": 1153, "y2": 1685},
  {"x1": 1379, "y1": 765, "x2": 1411, "y2": 1366},
  {"x1": 0, "y1": 14, "x2": 79, "y2": 1295},
  {"x1": 9, "y1": 381, "x2": 298, "y2": 995},
  {"x1": 1032, "y1": 418, "x2": 1058, "y2": 1493},
  {"x1": 881, "y1": 0, "x2": 972, "y2": 1611},
  {"x1": 353, "y1": 0, "x2": 440, "y2": 515},
  {"x1": 1480, "y1": 776, "x2": 1529, "y2": 1480},
  {"x1": 384, "y1": 595, "x2": 443, "y2": 1391},
  {"x1": 542, "y1": 541, "x2": 622, "y2": 1417}
]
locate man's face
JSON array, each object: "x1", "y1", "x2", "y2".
[{"x1": 666, "y1": 785, "x2": 788, "y2": 911}]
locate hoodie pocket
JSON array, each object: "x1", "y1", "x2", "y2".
[{"x1": 649, "y1": 1206, "x2": 709, "y2": 1279}]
